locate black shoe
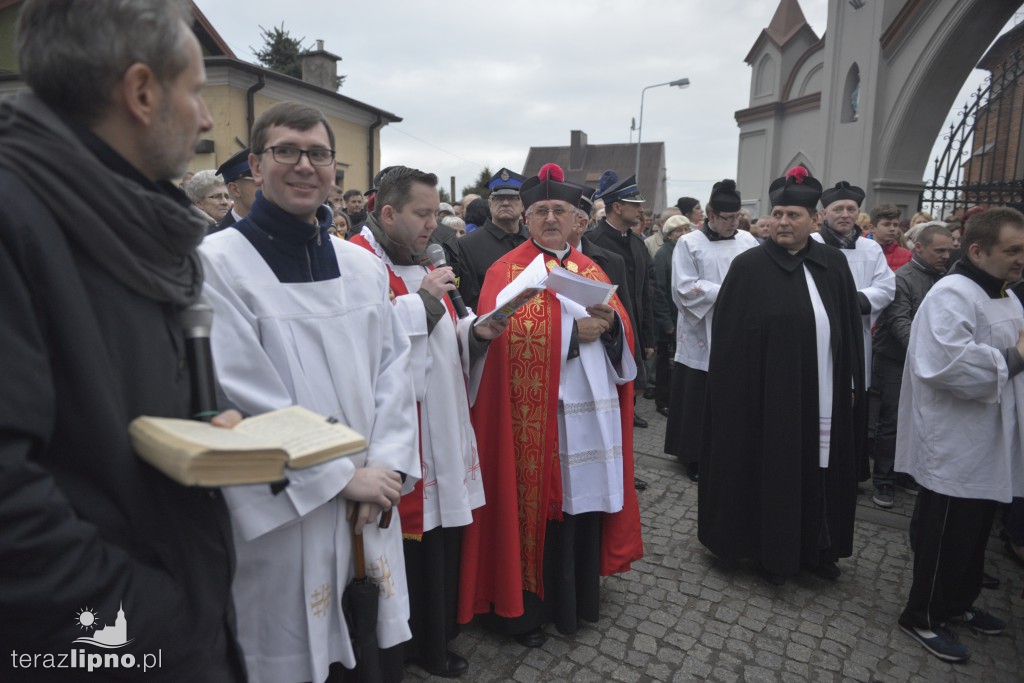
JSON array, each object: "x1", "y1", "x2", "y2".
[
  {"x1": 514, "y1": 627, "x2": 547, "y2": 648},
  {"x1": 899, "y1": 617, "x2": 969, "y2": 663},
  {"x1": 634, "y1": 477, "x2": 649, "y2": 491},
  {"x1": 761, "y1": 567, "x2": 786, "y2": 586},
  {"x1": 804, "y1": 561, "x2": 841, "y2": 580},
  {"x1": 686, "y1": 462, "x2": 699, "y2": 483},
  {"x1": 981, "y1": 572, "x2": 1000, "y2": 590},
  {"x1": 414, "y1": 651, "x2": 469, "y2": 678},
  {"x1": 633, "y1": 414, "x2": 648, "y2": 428},
  {"x1": 872, "y1": 484, "x2": 895, "y2": 508},
  {"x1": 656, "y1": 405, "x2": 670, "y2": 417},
  {"x1": 643, "y1": 387, "x2": 656, "y2": 400}
]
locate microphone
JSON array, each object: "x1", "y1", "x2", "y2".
[
  {"x1": 180, "y1": 299, "x2": 219, "y2": 422},
  {"x1": 425, "y1": 244, "x2": 468, "y2": 318}
]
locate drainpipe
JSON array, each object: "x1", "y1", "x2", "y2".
[
  {"x1": 367, "y1": 114, "x2": 384, "y2": 188},
  {"x1": 246, "y1": 71, "x2": 266, "y2": 143}
]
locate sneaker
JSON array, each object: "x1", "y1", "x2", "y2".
[
  {"x1": 958, "y1": 607, "x2": 1006, "y2": 635},
  {"x1": 899, "y1": 619, "x2": 970, "y2": 663},
  {"x1": 872, "y1": 484, "x2": 895, "y2": 508}
]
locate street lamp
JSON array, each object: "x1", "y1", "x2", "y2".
[{"x1": 635, "y1": 77, "x2": 690, "y2": 186}]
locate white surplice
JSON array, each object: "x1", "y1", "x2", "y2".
[
  {"x1": 556, "y1": 295, "x2": 637, "y2": 515},
  {"x1": 811, "y1": 233, "x2": 895, "y2": 384},
  {"x1": 355, "y1": 229, "x2": 485, "y2": 532},
  {"x1": 200, "y1": 230, "x2": 419, "y2": 683},
  {"x1": 672, "y1": 229, "x2": 758, "y2": 371},
  {"x1": 896, "y1": 274, "x2": 1024, "y2": 503}
]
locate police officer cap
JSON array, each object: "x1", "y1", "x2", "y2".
[
  {"x1": 216, "y1": 148, "x2": 251, "y2": 183},
  {"x1": 487, "y1": 167, "x2": 526, "y2": 196},
  {"x1": 595, "y1": 170, "x2": 645, "y2": 205}
]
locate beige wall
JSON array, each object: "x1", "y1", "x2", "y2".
[{"x1": 193, "y1": 64, "x2": 386, "y2": 193}]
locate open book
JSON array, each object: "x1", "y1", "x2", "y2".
[
  {"x1": 130, "y1": 405, "x2": 367, "y2": 487},
  {"x1": 546, "y1": 266, "x2": 617, "y2": 307},
  {"x1": 474, "y1": 253, "x2": 549, "y2": 325}
]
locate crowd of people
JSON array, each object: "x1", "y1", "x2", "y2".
[{"x1": 2, "y1": 1, "x2": 1022, "y2": 682}]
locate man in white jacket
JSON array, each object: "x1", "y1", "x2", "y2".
[
  {"x1": 349, "y1": 166, "x2": 507, "y2": 678},
  {"x1": 812, "y1": 181, "x2": 895, "y2": 505},
  {"x1": 200, "y1": 102, "x2": 419, "y2": 683},
  {"x1": 896, "y1": 207, "x2": 1024, "y2": 664}
]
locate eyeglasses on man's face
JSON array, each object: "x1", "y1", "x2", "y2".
[
  {"x1": 489, "y1": 195, "x2": 522, "y2": 205},
  {"x1": 530, "y1": 205, "x2": 573, "y2": 219},
  {"x1": 259, "y1": 145, "x2": 336, "y2": 166}
]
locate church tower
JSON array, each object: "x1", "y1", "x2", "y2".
[{"x1": 735, "y1": 0, "x2": 823, "y2": 216}]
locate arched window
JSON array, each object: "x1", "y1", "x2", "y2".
[
  {"x1": 841, "y1": 63, "x2": 861, "y2": 123},
  {"x1": 756, "y1": 55, "x2": 776, "y2": 97}
]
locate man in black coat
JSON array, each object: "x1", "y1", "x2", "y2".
[
  {"x1": 589, "y1": 171, "x2": 656, "y2": 428},
  {"x1": 444, "y1": 167, "x2": 528, "y2": 311},
  {"x1": 698, "y1": 167, "x2": 866, "y2": 585},
  {"x1": 0, "y1": 2, "x2": 244, "y2": 681}
]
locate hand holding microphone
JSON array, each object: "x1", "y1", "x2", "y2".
[{"x1": 424, "y1": 244, "x2": 468, "y2": 318}]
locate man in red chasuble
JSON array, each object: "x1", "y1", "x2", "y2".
[{"x1": 457, "y1": 163, "x2": 644, "y2": 647}]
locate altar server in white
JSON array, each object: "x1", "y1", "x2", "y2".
[
  {"x1": 664, "y1": 179, "x2": 757, "y2": 481},
  {"x1": 200, "y1": 102, "x2": 418, "y2": 683},
  {"x1": 896, "y1": 207, "x2": 1024, "y2": 664},
  {"x1": 813, "y1": 181, "x2": 895, "y2": 383},
  {"x1": 349, "y1": 165, "x2": 507, "y2": 678}
]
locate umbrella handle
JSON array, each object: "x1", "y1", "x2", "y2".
[{"x1": 352, "y1": 521, "x2": 367, "y2": 581}]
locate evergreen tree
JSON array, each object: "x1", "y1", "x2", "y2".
[{"x1": 252, "y1": 24, "x2": 305, "y2": 80}]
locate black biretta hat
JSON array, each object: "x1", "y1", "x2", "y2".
[
  {"x1": 708, "y1": 179, "x2": 741, "y2": 213},
  {"x1": 768, "y1": 166, "x2": 823, "y2": 210},
  {"x1": 821, "y1": 181, "x2": 865, "y2": 208},
  {"x1": 520, "y1": 163, "x2": 583, "y2": 210}
]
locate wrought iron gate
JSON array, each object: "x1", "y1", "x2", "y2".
[{"x1": 922, "y1": 47, "x2": 1024, "y2": 218}]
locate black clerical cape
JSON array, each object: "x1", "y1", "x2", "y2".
[{"x1": 697, "y1": 239, "x2": 866, "y2": 576}]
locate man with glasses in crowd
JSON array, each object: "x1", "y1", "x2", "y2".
[
  {"x1": 444, "y1": 167, "x2": 528, "y2": 312},
  {"x1": 664, "y1": 180, "x2": 758, "y2": 482},
  {"x1": 459, "y1": 163, "x2": 643, "y2": 650},
  {"x1": 199, "y1": 101, "x2": 419, "y2": 683}
]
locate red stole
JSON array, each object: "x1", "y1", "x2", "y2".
[
  {"x1": 349, "y1": 234, "x2": 455, "y2": 538},
  {"x1": 457, "y1": 240, "x2": 643, "y2": 624}
]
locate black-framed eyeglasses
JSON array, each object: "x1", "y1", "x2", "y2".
[{"x1": 258, "y1": 146, "x2": 336, "y2": 166}]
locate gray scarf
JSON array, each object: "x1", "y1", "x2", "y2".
[{"x1": 0, "y1": 92, "x2": 206, "y2": 306}]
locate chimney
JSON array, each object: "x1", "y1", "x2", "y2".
[
  {"x1": 301, "y1": 39, "x2": 342, "y2": 91},
  {"x1": 569, "y1": 130, "x2": 588, "y2": 171}
]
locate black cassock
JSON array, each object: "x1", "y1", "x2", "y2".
[{"x1": 697, "y1": 238, "x2": 866, "y2": 577}]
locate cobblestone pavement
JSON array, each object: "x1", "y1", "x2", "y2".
[{"x1": 407, "y1": 401, "x2": 1024, "y2": 682}]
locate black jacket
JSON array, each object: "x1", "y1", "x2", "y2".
[
  {"x1": 0, "y1": 169, "x2": 242, "y2": 680},
  {"x1": 587, "y1": 220, "x2": 655, "y2": 354},
  {"x1": 872, "y1": 256, "x2": 944, "y2": 363},
  {"x1": 443, "y1": 220, "x2": 529, "y2": 312}
]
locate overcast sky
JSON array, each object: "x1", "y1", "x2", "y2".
[{"x1": 194, "y1": 0, "x2": 999, "y2": 207}]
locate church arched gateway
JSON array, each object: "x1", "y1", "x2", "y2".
[{"x1": 736, "y1": 0, "x2": 1022, "y2": 217}]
